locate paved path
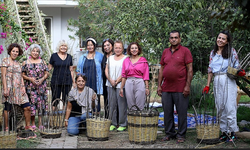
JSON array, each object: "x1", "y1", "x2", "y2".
[{"x1": 36, "y1": 129, "x2": 78, "y2": 148}]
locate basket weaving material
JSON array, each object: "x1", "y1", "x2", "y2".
[
  {"x1": 127, "y1": 106, "x2": 159, "y2": 145},
  {"x1": 196, "y1": 124, "x2": 220, "y2": 144},
  {"x1": 227, "y1": 66, "x2": 238, "y2": 76},
  {"x1": 0, "y1": 132, "x2": 17, "y2": 149},
  {"x1": 49, "y1": 113, "x2": 64, "y2": 128},
  {"x1": 86, "y1": 118, "x2": 111, "y2": 141}
]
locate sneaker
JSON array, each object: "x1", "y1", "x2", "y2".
[
  {"x1": 227, "y1": 132, "x2": 237, "y2": 142},
  {"x1": 117, "y1": 126, "x2": 126, "y2": 132},
  {"x1": 219, "y1": 132, "x2": 229, "y2": 142},
  {"x1": 110, "y1": 125, "x2": 116, "y2": 131}
]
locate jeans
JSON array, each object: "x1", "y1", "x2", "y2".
[{"x1": 67, "y1": 112, "x2": 92, "y2": 135}]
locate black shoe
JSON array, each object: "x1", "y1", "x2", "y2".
[
  {"x1": 227, "y1": 132, "x2": 237, "y2": 142},
  {"x1": 219, "y1": 132, "x2": 229, "y2": 142}
]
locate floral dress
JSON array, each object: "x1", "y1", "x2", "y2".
[
  {"x1": 1, "y1": 57, "x2": 29, "y2": 105},
  {"x1": 22, "y1": 59, "x2": 49, "y2": 116}
]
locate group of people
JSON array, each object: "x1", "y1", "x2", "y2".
[{"x1": 1, "y1": 30, "x2": 246, "y2": 143}]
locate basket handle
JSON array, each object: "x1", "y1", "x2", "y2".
[{"x1": 129, "y1": 105, "x2": 141, "y2": 111}]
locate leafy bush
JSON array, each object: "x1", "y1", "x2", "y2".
[{"x1": 237, "y1": 106, "x2": 250, "y2": 122}]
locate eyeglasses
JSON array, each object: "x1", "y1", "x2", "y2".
[
  {"x1": 170, "y1": 37, "x2": 179, "y2": 39},
  {"x1": 103, "y1": 38, "x2": 110, "y2": 42},
  {"x1": 77, "y1": 73, "x2": 86, "y2": 76}
]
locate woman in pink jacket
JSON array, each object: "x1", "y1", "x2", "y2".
[{"x1": 119, "y1": 42, "x2": 150, "y2": 110}]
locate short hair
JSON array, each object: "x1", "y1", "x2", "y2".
[
  {"x1": 102, "y1": 38, "x2": 114, "y2": 54},
  {"x1": 27, "y1": 44, "x2": 43, "y2": 57},
  {"x1": 7, "y1": 43, "x2": 23, "y2": 56},
  {"x1": 114, "y1": 40, "x2": 124, "y2": 50},
  {"x1": 56, "y1": 40, "x2": 68, "y2": 52},
  {"x1": 126, "y1": 42, "x2": 142, "y2": 56},
  {"x1": 75, "y1": 73, "x2": 87, "y2": 83},
  {"x1": 169, "y1": 30, "x2": 181, "y2": 38},
  {"x1": 85, "y1": 37, "x2": 97, "y2": 50}
]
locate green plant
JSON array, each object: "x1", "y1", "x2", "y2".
[{"x1": 237, "y1": 105, "x2": 250, "y2": 122}]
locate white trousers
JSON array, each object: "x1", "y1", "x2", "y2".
[{"x1": 213, "y1": 74, "x2": 239, "y2": 133}]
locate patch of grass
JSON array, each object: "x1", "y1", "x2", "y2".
[
  {"x1": 17, "y1": 131, "x2": 41, "y2": 148},
  {"x1": 237, "y1": 106, "x2": 250, "y2": 122},
  {"x1": 240, "y1": 95, "x2": 250, "y2": 103}
]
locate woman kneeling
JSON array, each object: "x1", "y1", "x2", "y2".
[{"x1": 64, "y1": 73, "x2": 98, "y2": 135}]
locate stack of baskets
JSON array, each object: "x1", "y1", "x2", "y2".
[
  {"x1": 127, "y1": 105, "x2": 159, "y2": 145},
  {"x1": 86, "y1": 118, "x2": 111, "y2": 141}
]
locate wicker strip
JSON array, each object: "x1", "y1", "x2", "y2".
[
  {"x1": 196, "y1": 124, "x2": 220, "y2": 144},
  {"x1": 227, "y1": 66, "x2": 238, "y2": 76},
  {"x1": 0, "y1": 132, "x2": 17, "y2": 149},
  {"x1": 86, "y1": 118, "x2": 111, "y2": 141}
]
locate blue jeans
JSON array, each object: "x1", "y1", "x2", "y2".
[{"x1": 67, "y1": 113, "x2": 92, "y2": 135}]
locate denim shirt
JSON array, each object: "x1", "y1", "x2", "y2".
[
  {"x1": 208, "y1": 48, "x2": 240, "y2": 73},
  {"x1": 76, "y1": 51, "x2": 104, "y2": 94}
]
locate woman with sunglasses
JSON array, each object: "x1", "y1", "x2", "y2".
[
  {"x1": 76, "y1": 37, "x2": 104, "y2": 116},
  {"x1": 101, "y1": 38, "x2": 114, "y2": 118}
]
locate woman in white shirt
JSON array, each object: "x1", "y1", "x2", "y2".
[{"x1": 105, "y1": 40, "x2": 127, "y2": 132}]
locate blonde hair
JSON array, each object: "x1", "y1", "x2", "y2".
[
  {"x1": 27, "y1": 44, "x2": 43, "y2": 57},
  {"x1": 56, "y1": 40, "x2": 68, "y2": 52}
]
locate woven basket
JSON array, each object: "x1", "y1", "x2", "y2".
[
  {"x1": 227, "y1": 66, "x2": 238, "y2": 76},
  {"x1": 40, "y1": 131, "x2": 62, "y2": 139},
  {"x1": 86, "y1": 118, "x2": 111, "y2": 141},
  {"x1": 49, "y1": 112, "x2": 64, "y2": 128},
  {"x1": 196, "y1": 124, "x2": 220, "y2": 144},
  {"x1": 127, "y1": 105, "x2": 159, "y2": 145},
  {"x1": 0, "y1": 132, "x2": 17, "y2": 149}
]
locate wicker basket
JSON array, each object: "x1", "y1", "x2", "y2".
[
  {"x1": 227, "y1": 66, "x2": 238, "y2": 76},
  {"x1": 0, "y1": 132, "x2": 17, "y2": 149},
  {"x1": 196, "y1": 124, "x2": 220, "y2": 144},
  {"x1": 127, "y1": 105, "x2": 159, "y2": 145},
  {"x1": 86, "y1": 118, "x2": 111, "y2": 141}
]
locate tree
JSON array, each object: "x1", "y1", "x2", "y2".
[{"x1": 68, "y1": 0, "x2": 250, "y2": 73}]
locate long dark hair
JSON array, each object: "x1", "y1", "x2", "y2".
[
  {"x1": 213, "y1": 30, "x2": 232, "y2": 59},
  {"x1": 101, "y1": 38, "x2": 114, "y2": 55}
]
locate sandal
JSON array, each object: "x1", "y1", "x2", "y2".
[
  {"x1": 25, "y1": 126, "x2": 35, "y2": 131},
  {"x1": 227, "y1": 132, "x2": 237, "y2": 142},
  {"x1": 161, "y1": 135, "x2": 176, "y2": 141},
  {"x1": 177, "y1": 137, "x2": 185, "y2": 143},
  {"x1": 219, "y1": 132, "x2": 228, "y2": 142},
  {"x1": 31, "y1": 125, "x2": 37, "y2": 130}
]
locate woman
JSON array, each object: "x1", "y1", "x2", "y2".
[
  {"x1": 119, "y1": 42, "x2": 150, "y2": 111},
  {"x1": 105, "y1": 40, "x2": 127, "y2": 132},
  {"x1": 22, "y1": 44, "x2": 49, "y2": 130},
  {"x1": 48, "y1": 40, "x2": 75, "y2": 111},
  {"x1": 0, "y1": 43, "x2": 34, "y2": 134},
  {"x1": 64, "y1": 73, "x2": 98, "y2": 135},
  {"x1": 101, "y1": 38, "x2": 114, "y2": 119},
  {"x1": 76, "y1": 37, "x2": 103, "y2": 115},
  {"x1": 202, "y1": 30, "x2": 246, "y2": 142}
]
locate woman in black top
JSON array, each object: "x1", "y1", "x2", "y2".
[
  {"x1": 101, "y1": 38, "x2": 114, "y2": 118},
  {"x1": 64, "y1": 73, "x2": 97, "y2": 135},
  {"x1": 48, "y1": 40, "x2": 75, "y2": 111}
]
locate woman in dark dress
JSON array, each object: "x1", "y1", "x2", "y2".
[
  {"x1": 76, "y1": 37, "x2": 103, "y2": 115},
  {"x1": 48, "y1": 40, "x2": 75, "y2": 111},
  {"x1": 101, "y1": 38, "x2": 114, "y2": 118}
]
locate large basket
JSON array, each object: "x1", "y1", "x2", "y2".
[
  {"x1": 127, "y1": 105, "x2": 159, "y2": 145},
  {"x1": 0, "y1": 132, "x2": 17, "y2": 149},
  {"x1": 196, "y1": 124, "x2": 220, "y2": 144},
  {"x1": 86, "y1": 118, "x2": 111, "y2": 141}
]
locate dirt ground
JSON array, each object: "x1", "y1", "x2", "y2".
[{"x1": 77, "y1": 127, "x2": 250, "y2": 149}]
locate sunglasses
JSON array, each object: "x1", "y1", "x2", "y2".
[
  {"x1": 103, "y1": 38, "x2": 110, "y2": 42},
  {"x1": 77, "y1": 73, "x2": 86, "y2": 76}
]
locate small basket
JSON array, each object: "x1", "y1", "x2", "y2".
[
  {"x1": 86, "y1": 118, "x2": 111, "y2": 141},
  {"x1": 196, "y1": 124, "x2": 220, "y2": 144},
  {"x1": 127, "y1": 105, "x2": 159, "y2": 145},
  {"x1": 0, "y1": 132, "x2": 17, "y2": 149},
  {"x1": 227, "y1": 66, "x2": 238, "y2": 76}
]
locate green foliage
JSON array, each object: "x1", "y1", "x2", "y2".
[{"x1": 237, "y1": 105, "x2": 250, "y2": 122}]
